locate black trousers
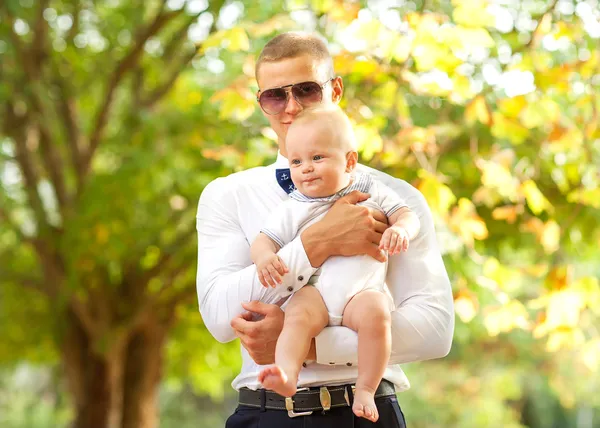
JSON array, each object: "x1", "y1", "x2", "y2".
[{"x1": 225, "y1": 394, "x2": 407, "y2": 428}]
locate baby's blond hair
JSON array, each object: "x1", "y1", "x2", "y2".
[{"x1": 288, "y1": 105, "x2": 356, "y2": 152}]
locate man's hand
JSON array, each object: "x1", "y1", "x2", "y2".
[
  {"x1": 301, "y1": 190, "x2": 389, "y2": 267},
  {"x1": 231, "y1": 301, "x2": 284, "y2": 365}
]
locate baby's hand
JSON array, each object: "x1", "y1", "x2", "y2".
[
  {"x1": 379, "y1": 225, "x2": 410, "y2": 255},
  {"x1": 256, "y1": 254, "x2": 289, "y2": 287}
]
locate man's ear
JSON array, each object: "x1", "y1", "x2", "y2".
[
  {"x1": 332, "y1": 76, "x2": 344, "y2": 103},
  {"x1": 346, "y1": 151, "x2": 358, "y2": 172}
]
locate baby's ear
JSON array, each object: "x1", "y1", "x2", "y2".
[{"x1": 346, "y1": 151, "x2": 358, "y2": 172}]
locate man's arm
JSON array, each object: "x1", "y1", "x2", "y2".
[
  {"x1": 197, "y1": 178, "x2": 317, "y2": 343},
  {"x1": 312, "y1": 184, "x2": 454, "y2": 365}
]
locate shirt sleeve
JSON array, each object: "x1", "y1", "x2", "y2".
[
  {"x1": 260, "y1": 201, "x2": 298, "y2": 249},
  {"x1": 197, "y1": 179, "x2": 318, "y2": 343},
  {"x1": 372, "y1": 179, "x2": 408, "y2": 218},
  {"x1": 314, "y1": 180, "x2": 454, "y2": 365}
]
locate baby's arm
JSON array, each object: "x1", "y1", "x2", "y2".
[
  {"x1": 250, "y1": 233, "x2": 289, "y2": 287},
  {"x1": 379, "y1": 207, "x2": 421, "y2": 254}
]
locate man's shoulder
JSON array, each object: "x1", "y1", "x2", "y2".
[
  {"x1": 356, "y1": 164, "x2": 416, "y2": 194},
  {"x1": 201, "y1": 165, "x2": 271, "y2": 200}
]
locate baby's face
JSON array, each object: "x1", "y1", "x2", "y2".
[{"x1": 286, "y1": 122, "x2": 351, "y2": 198}]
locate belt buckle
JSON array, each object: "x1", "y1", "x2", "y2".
[{"x1": 285, "y1": 388, "x2": 313, "y2": 418}]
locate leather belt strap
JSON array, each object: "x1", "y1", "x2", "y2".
[{"x1": 238, "y1": 379, "x2": 395, "y2": 413}]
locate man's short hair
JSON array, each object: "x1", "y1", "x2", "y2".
[
  {"x1": 255, "y1": 32, "x2": 335, "y2": 82},
  {"x1": 290, "y1": 105, "x2": 357, "y2": 152}
]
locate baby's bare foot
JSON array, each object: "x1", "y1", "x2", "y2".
[
  {"x1": 352, "y1": 387, "x2": 379, "y2": 422},
  {"x1": 257, "y1": 366, "x2": 297, "y2": 397}
]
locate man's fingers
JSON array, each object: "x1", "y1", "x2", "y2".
[
  {"x1": 340, "y1": 190, "x2": 370, "y2": 205},
  {"x1": 368, "y1": 244, "x2": 387, "y2": 262},
  {"x1": 241, "y1": 300, "x2": 272, "y2": 315},
  {"x1": 370, "y1": 208, "x2": 388, "y2": 224},
  {"x1": 373, "y1": 218, "x2": 389, "y2": 234},
  {"x1": 231, "y1": 315, "x2": 250, "y2": 335}
]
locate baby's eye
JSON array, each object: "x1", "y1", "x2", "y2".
[
  {"x1": 291, "y1": 159, "x2": 301, "y2": 165},
  {"x1": 313, "y1": 155, "x2": 323, "y2": 161}
]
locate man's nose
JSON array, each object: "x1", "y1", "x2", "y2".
[{"x1": 284, "y1": 89, "x2": 302, "y2": 115}]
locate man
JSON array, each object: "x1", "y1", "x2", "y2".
[{"x1": 197, "y1": 32, "x2": 454, "y2": 427}]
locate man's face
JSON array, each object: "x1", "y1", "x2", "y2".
[{"x1": 256, "y1": 54, "x2": 343, "y2": 155}]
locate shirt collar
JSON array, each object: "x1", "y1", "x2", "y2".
[
  {"x1": 273, "y1": 151, "x2": 290, "y2": 169},
  {"x1": 289, "y1": 173, "x2": 373, "y2": 203}
]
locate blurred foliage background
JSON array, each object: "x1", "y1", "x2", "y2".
[{"x1": 1, "y1": 0, "x2": 599, "y2": 427}]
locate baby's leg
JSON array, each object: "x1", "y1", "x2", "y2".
[
  {"x1": 342, "y1": 289, "x2": 391, "y2": 422},
  {"x1": 258, "y1": 286, "x2": 328, "y2": 397}
]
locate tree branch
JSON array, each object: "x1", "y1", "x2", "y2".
[
  {"x1": 81, "y1": 7, "x2": 184, "y2": 183},
  {"x1": 31, "y1": 0, "x2": 51, "y2": 70},
  {"x1": 0, "y1": 271, "x2": 46, "y2": 294},
  {"x1": 70, "y1": 298, "x2": 100, "y2": 338},
  {"x1": 4, "y1": 104, "x2": 48, "y2": 229},
  {"x1": 37, "y1": 122, "x2": 69, "y2": 210},
  {"x1": 53, "y1": 66, "x2": 85, "y2": 186},
  {"x1": 136, "y1": 219, "x2": 196, "y2": 286},
  {"x1": 141, "y1": 50, "x2": 196, "y2": 108},
  {"x1": 0, "y1": 205, "x2": 29, "y2": 243}
]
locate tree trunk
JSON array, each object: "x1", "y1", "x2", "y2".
[
  {"x1": 61, "y1": 309, "x2": 168, "y2": 428},
  {"x1": 121, "y1": 318, "x2": 168, "y2": 428}
]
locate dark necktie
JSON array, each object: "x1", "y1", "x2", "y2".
[{"x1": 276, "y1": 168, "x2": 296, "y2": 194}]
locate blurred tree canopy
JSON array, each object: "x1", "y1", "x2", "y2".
[{"x1": 0, "y1": 0, "x2": 599, "y2": 427}]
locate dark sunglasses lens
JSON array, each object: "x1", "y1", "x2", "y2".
[
  {"x1": 292, "y1": 82, "x2": 323, "y2": 105},
  {"x1": 259, "y1": 89, "x2": 287, "y2": 114}
]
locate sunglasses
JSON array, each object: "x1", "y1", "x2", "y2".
[{"x1": 256, "y1": 78, "x2": 334, "y2": 115}]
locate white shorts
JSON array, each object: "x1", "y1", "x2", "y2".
[{"x1": 314, "y1": 253, "x2": 394, "y2": 326}]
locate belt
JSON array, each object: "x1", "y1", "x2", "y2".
[{"x1": 238, "y1": 380, "x2": 396, "y2": 418}]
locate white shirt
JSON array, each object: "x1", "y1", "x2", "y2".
[{"x1": 196, "y1": 153, "x2": 455, "y2": 391}]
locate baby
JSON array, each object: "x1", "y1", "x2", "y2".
[{"x1": 250, "y1": 105, "x2": 420, "y2": 422}]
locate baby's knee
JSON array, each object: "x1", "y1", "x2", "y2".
[{"x1": 357, "y1": 291, "x2": 391, "y2": 325}]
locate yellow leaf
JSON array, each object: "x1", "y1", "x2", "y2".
[
  {"x1": 452, "y1": 1, "x2": 495, "y2": 28},
  {"x1": 491, "y1": 112, "x2": 529, "y2": 145},
  {"x1": 354, "y1": 125, "x2": 383, "y2": 161},
  {"x1": 521, "y1": 180, "x2": 553, "y2": 215},
  {"x1": 454, "y1": 289, "x2": 479, "y2": 323},
  {"x1": 95, "y1": 225, "x2": 109, "y2": 244},
  {"x1": 567, "y1": 188, "x2": 600, "y2": 208},
  {"x1": 465, "y1": 95, "x2": 491, "y2": 126},
  {"x1": 476, "y1": 158, "x2": 520, "y2": 201},
  {"x1": 449, "y1": 198, "x2": 489, "y2": 246},
  {"x1": 484, "y1": 301, "x2": 530, "y2": 337},
  {"x1": 544, "y1": 266, "x2": 570, "y2": 291},
  {"x1": 581, "y1": 340, "x2": 600, "y2": 372},
  {"x1": 417, "y1": 170, "x2": 457, "y2": 216},
  {"x1": 227, "y1": 28, "x2": 250, "y2": 52},
  {"x1": 520, "y1": 98, "x2": 560, "y2": 129},
  {"x1": 441, "y1": 26, "x2": 495, "y2": 52},
  {"x1": 540, "y1": 220, "x2": 560, "y2": 254},
  {"x1": 546, "y1": 327, "x2": 585, "y2": 352},
  {"x1": 491, "y1": 205, "x2": 520, "y2": 223},
  {"x1": 498, "y1": 96, "x2": 527, "y2": 118}
]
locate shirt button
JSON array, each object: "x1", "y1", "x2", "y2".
[
  {"x1": 302, "y1": 362, "x2": 307, "y2": 368},
  {"x1": 298, "y1": 275, "x2": 304, "y2": 281},
  {"x1": 346, "y1": 362, "x2": 352, "y2": 367},
  {"x1": 287, "y1": 286, "x2": 294, "y2": 292}
]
